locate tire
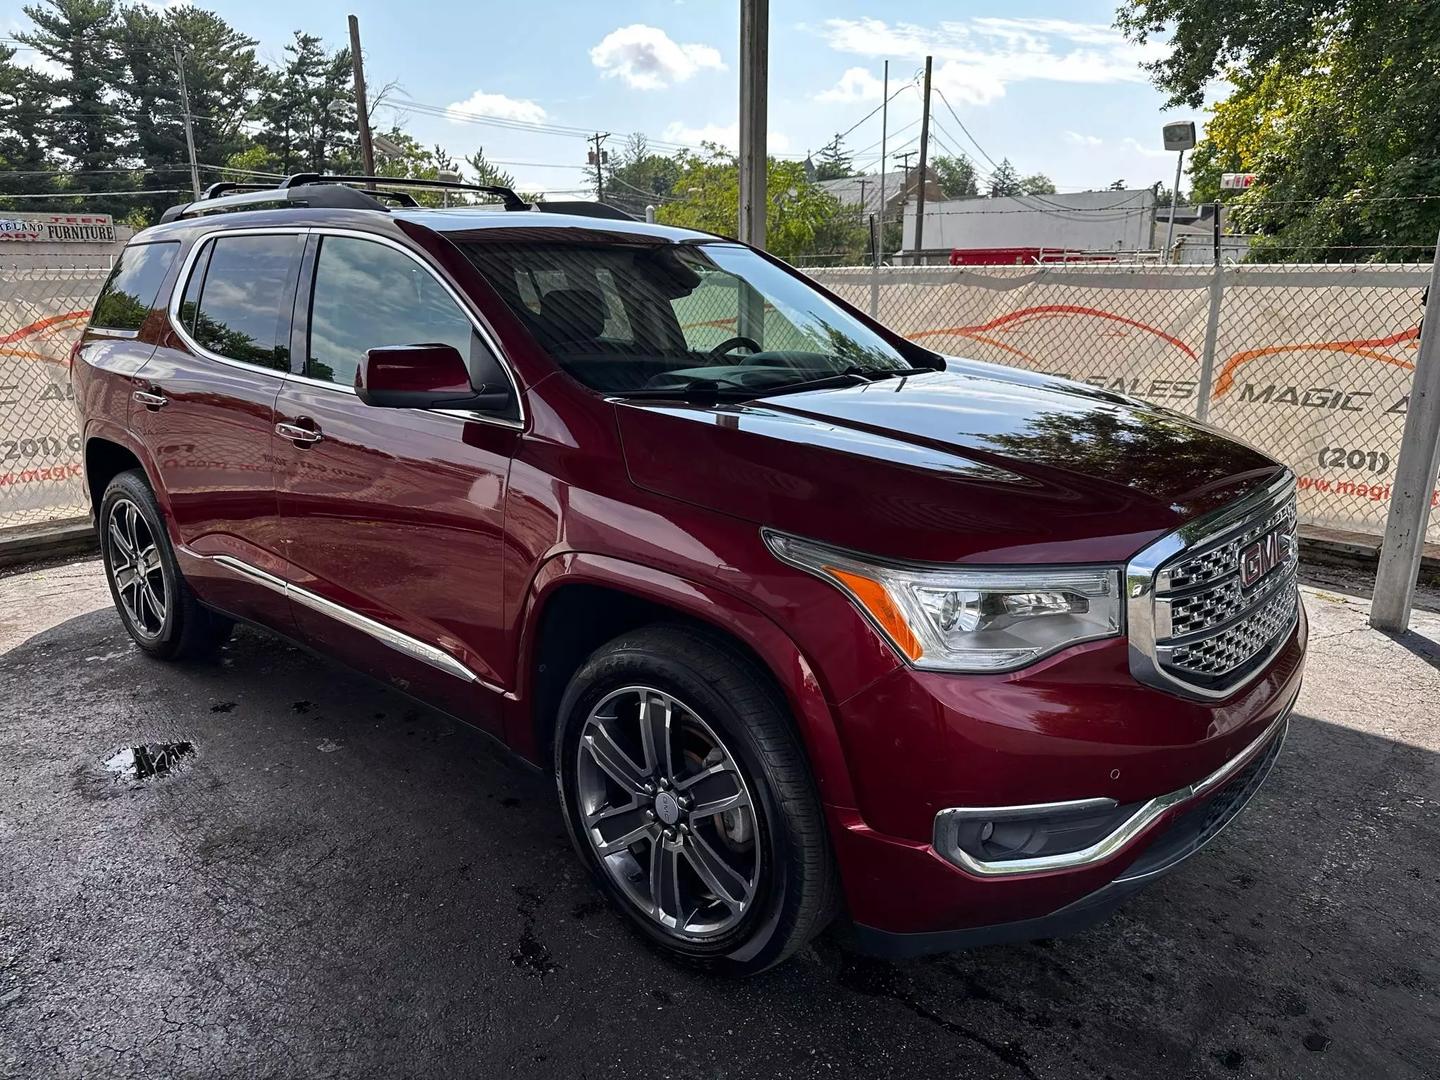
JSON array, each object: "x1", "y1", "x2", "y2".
[
  {"x1": 555, "y1": 624, "x2": 839, "y2": 975},
  {"x1": 98, "y1": 469, "x2": 233, "y2": 660}
]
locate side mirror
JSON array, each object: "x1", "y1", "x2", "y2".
[{"x1": 356, "y1": 344, "x2": 513, "y2": 412}]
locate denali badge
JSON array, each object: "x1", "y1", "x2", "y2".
[{"x1": 1239, "y1": 529, "x2": 1283, "y2": 588}]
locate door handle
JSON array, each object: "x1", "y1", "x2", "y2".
[
  {"x1": 132, "y1": 389, "x2": 168, "y2": 410},
  {"x1": 275, "y1": 420, "x2": 323, "y2": 445}
]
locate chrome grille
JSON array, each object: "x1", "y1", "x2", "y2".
[{"x1": 1127, "y1": 474, "x2": 1301, "y2": 698}]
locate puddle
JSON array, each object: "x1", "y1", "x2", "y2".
[{"x1": 103, "y1": 742, "x2": 195, "y2": 782}]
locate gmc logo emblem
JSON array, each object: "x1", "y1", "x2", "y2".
[{"x1": 1239, "y1": 530, "x2": 1283, "y2": 588}]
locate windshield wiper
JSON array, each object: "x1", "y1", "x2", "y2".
[{"x1": 747, "y1": 364, "x2": 935, "y2": 397}]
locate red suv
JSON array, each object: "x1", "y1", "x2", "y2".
[{"x1": 72, "y1": 175, "x2": 1306, "y2": 973}]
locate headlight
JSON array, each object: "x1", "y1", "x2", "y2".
[{"x1": 763, "y1": 530, "x2": 1121, "y2": 673}]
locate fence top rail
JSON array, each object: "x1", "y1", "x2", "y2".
[{"x1": 803, "y1": 262, "x2": 1435, "y2": 290}]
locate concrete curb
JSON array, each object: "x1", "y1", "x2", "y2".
[{"x1": 0, "y1": 517, "x2": 96, "y2": 570}]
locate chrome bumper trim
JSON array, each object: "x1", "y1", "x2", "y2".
[{"x1": 932, "y1": 692, "x2": 1295, "y2": 878}]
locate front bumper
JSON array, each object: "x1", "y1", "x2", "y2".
[{"x1": 847, "y1": 707, "x2": 1289, "y2": 957}]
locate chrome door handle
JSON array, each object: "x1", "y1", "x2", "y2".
[
  {"x1": 275, "y1": 421, "x2": 323, "y2": 445},
  {"x1": 132, "y1": 389, "x2": 168, "y2": 409}
]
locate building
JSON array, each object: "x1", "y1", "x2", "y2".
[
  {"x1": 814, "y1": 168, "x2": 943, "y2": 222},
  {"x1": 900, "y1": 188, "x2": 1158, "y2": 264}
]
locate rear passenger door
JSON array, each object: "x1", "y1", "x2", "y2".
[
  {"x1": 273, "y1": 230, "x2": 520, "y2": 734},
  {"x1": 135, "y1": 228, "x2": 305, "y2": 629}
]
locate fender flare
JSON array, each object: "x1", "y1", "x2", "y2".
[{"x1": 508, "y1": 550, "x2": 858, "y2": 810}]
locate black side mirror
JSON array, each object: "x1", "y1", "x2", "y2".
[{"x1": 356, "y1": 344, "x2": 512, "y2": 412}]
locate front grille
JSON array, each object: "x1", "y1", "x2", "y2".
[{"x1": 1128, "y1": 476, "x2": 1301, "y2": 697}]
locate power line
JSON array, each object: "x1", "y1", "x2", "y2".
[{"x1": 0, "y1": 188, "x2": 184, "y2": 199}]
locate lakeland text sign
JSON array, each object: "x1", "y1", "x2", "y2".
[{"x1": 0, "y1": 214, "x2": 116, "y2": 243}]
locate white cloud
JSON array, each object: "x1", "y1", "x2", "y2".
[
  {"x1": 815, "y1": 16, "x2": 1159, "y2": 106},
  {"x1": 590, "y1": 24, "x2": 725, "y2": 91},
  {"x1": 816, "y1": 67, "x2": 884, "y2": 104},
  {"x1": 662, "y1": 121, "x2": 791, "y2": 153},
  {"x1": 1065, "y1": 131, "x2": 1104, "y2": 147},
  {"x1": 442, "y1": 89, "x2": 547, "y2": 125},
  {"x1": 1122, "y1": 136, "x2": 1174, "y2": 159}
]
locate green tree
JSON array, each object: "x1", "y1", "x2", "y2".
[
  {"x1": 0, "y1": 45, "x2": 56, "y2": 203},
  {"x1": 466, "y1": 145, "x2": 516, "y2": 190},
  {"x1": 17, "y1": 0, "x2": 132, "y2": 212},
  {"x1": 987, "y1": 158, "x2": 1022, "y2": 198},
  {"x1": 603, "y1": 133, "x2": 681, "y2": 218},
  {"x1": 1020, "y1": 173, "x2": 1057, "y2": 195},
  {"x1": 1117, "y1": 0, "x2": 1440, "y2": 260},
  {"x1": 931, "y1": 154, "x2": 979, "y2": 198},
  {"x1": 813, "y1": 134, "x2": 854, "y2": 181},
  {"x1": 657, "y1": 146, "x2": 859, "y2": 261},
  {"x1": 256, "y1": 31, "x2": 357, "y2": 175}
]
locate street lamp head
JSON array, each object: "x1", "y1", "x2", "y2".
[{"x1": 327, "y1": 98, "x2": 351, "y2": 117}]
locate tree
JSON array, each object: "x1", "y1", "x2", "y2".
[
  {"x1": 813, "y1": 133, "x2": 854, "y2": 181},
  {"x1": 1020, "y1": 173, "x2": 1057, "y2": 195},
  {"x1": 116, "y1": 4, "x2": 266, "y2": 223},
  {"x1": 256, "y1": 31, "x2": 356, "y2": 175},
  {"x1": 466, "y1": 145, "x2": 516, "y2": 191},
  {"x1": 931, "y1": 154, "x2": 978, "y2": 198},
  {"x1": 17, "y1": 0, "x2": 132, "y2": 212},
  {"x1": 656, "y1": 146, "x2": 861, "y2": 261},
  {"x1": 987, "y1": 158, "x2": 1022, "y2": 198},
  {"x1": 1117, "y1": 0, "x2": 1440, "y2": 260},
  {"x1": 0, "y1": 45, "x2": 56, "y2": 203},
  {"x1": 603, "y1": 132, "x2": 682, "y2": 218}
]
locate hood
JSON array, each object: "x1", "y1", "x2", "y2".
[{"x1": 615, "y1": 360, "x2": 1284, "y2": 565}]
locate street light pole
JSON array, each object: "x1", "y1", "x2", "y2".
[
  {"x1": 347, "y1": 15, "x2": 375, "y2": 183},
  {"x1": 1164, "y1": 148, "x2": 1184, "y2": 265}
]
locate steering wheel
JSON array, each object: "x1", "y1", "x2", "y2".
[{"x1": 709, "y1": 335, "x2": 762, "y2": 357}]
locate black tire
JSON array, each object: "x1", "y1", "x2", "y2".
[
  {"x1": 98, "y1": 469, "x2": 233, "y2": 660},
  {"x1": 555, "y1": 624, "x2": 839, "y2": 975}
]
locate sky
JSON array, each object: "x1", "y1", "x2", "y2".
[{"x1": 5, "y1": 0, "x2": 1212, "y2": 197}]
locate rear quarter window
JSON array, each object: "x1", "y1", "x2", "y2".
[{"x1": 89, "y1": 241, "x2": 180, "y2": 332}]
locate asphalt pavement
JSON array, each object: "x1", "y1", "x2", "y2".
[{"x1": 1, "y1": 556, "x2": 1437, "y2": 1079}]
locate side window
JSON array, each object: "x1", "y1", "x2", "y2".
[
  {"x1": 307, "y1": 235, "x2": 476, "y2": 388},
  {"x1": 90, "y1": 241, "x2": 179, "y2": 332},
  {"x1": 183, "y1": 233, "x2": 302, "y2": 370}
]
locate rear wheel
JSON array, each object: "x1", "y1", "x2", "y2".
[
  {"x1": 555, "y1": 625, "x2": 838, "y2": 974},
  {"x1": 99, "y1": 470, "x2": 232, "y2": 660}
]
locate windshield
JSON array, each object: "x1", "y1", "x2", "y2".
[{"x1": 459, "y1": 238, "x2": 930, "y2": 396}]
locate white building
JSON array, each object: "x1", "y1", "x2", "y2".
[{"x1": 900, "y1": 189, "x2": 1158, "y2": 263}]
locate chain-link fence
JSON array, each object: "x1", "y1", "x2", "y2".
[
  {"x1": 805, "y1": 262, "x2": 1436, "y2": 544},
  {"x1": 2, "y1": 249, "x2": 1435, "y2": 546},
  {"x1": 0, "y1": 253, "x2": 112, "y2": 530}
]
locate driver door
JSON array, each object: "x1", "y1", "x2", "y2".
[{"x1": 274, "y1": 231, "x2": 520, "y2": 734}]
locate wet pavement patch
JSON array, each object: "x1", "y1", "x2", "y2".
[
  {"x1": 510, "y1": 885, "x2": 558, "y2": 978},
  {"x1": 103, "y1": 742, "x2": 195, "y2": 782}
]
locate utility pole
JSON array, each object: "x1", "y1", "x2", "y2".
[
  {"x1": 171, "y1": 45, "x2": 201, "y2": 200},
  {"x1": 912, "y1": 56, "x2": 933, "y2": 265},
  {"x1": 876, "y1": 60, "x2": 889, "y2": 264},
  {"x1": 347, "y1": 15, "x2": 375, "y2": 183},
  {"x1": 589, "y1": 133, "x2": 609, "y2": 203},
  {"x1": 895, "y1": 149, "x2": 916, "y2": 231},
  {"x1": 738, "y1": 0, "x2": 769, "y2": 249}
]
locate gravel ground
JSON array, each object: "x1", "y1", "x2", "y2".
[{"x1": 1, "y1": 556, "x2": 1436, "y2": 1079}]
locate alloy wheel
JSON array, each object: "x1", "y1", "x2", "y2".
[
  {"x1": 576, "y1": 685, "x2": 761, "y2": 939},
  {"x1": 106, "y1": 497, "x2": 167, "y2": 639}
]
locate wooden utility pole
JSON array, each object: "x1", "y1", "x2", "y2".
[
  {"x1": 172, "y1": 45, "x2": 201, "y2": 199},
  {"x1": 912, "y1": 56, "x2": 933, "y2": 264},
  {"x1": 590, "y1": 133, "x2": 609, "y2": 203},
  {"x1": 738, "y1": 0, "x2": 769, "y2": 249},
  {"x1": 348, "y1": 15, "x2": 375, "y2": 181}
]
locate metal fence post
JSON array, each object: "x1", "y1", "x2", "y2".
[
  {"x1": 1195, "y1": 262, "x2": 1225, "y2": 423},
  {"x1": 1371, "y1": 232, "x2": 1440, "y2": 632},
  {"x1": 868, "y1": 213, "x2": 881, "y2": 318}
]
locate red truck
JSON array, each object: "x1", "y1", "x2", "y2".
[{"x1": 72, "y1": 175, "x2": 1305, "y2": 974}]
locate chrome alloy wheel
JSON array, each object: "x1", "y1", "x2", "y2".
[
  {"x1": 576, "y1": 686, "x2": 761, "y2": 939},
  {"x1": 106, "y1": 497, "x2": 167, "y2": 639}
]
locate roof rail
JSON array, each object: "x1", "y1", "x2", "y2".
[{"x1": 160, "y1": 173, "x2": 637, "y2": 224}]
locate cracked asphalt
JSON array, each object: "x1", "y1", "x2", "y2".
[{"x1": 1, "y1": 556, "x2": 1437, "y2": 1079}]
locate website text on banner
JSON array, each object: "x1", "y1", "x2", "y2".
[{"x1": 806, "y1": 264, "x2": 1437, "y2": 545}]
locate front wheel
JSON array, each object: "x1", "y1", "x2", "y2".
[
  {"x1": 99, "y1": 469, "x2": 232, "y2": 660},
  {"x1": 555, "y1": 625, "x2": 838, "y2": 974}
]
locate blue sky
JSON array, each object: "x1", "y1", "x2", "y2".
[{"x1": 9, "y1": 0, "x2": 1205, "y2": 195}]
